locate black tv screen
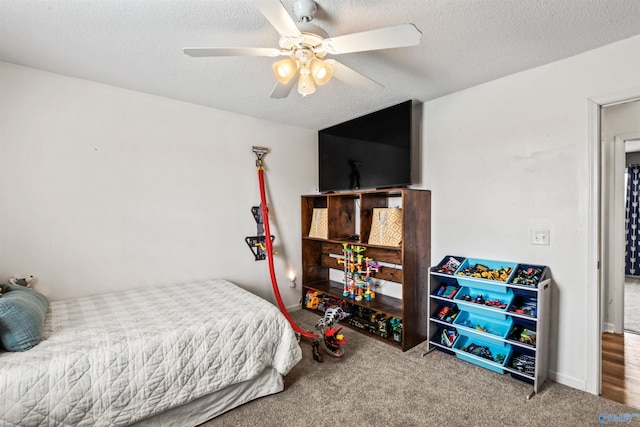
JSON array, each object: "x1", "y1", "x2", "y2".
[{"x1": 318, "y1": 100, "x2": 412, "y2": 193}]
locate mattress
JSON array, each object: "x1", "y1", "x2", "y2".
[{"x1": 0, "y1": 279, "x2": 302, "y2": 426}]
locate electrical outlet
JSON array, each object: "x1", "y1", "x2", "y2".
[{"x1": 531, "y1": 229, "x2": 550, "y2": 245}]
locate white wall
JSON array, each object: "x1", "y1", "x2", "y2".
[
  {"x1": 0, "y1": 62, "x2": 317, "y2": 308},
  {"x1": 421, "y1": 35, "x2": 640, "y2": 390}
]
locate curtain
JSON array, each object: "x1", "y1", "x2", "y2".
[{"x1": 625, "y1": 164, "x2": 640, "y2": 275}]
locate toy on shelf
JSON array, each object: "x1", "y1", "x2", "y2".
[
  {"x1": 519, "y1": 329, "x2": 537, "y2": 346},
  {"x1": 461, "y1": 342, "x2": 506, "y2": 364},
  {"x1": 511, "y1": 267, "x2": 544, "y2": 287},
  {"x1": 436, "y1": 257, "x2": 462, "y2": 274},
  {"x1": 305, "y1": 290, "x2": 322, "y2": 310},
  {"x1": 509, "y1": 295, "x2": 537, "y2": 317},
  {"x1": 346, "y1": 306, "x2": 396, "y2": 339},
  {"x1": 435, "y1": 285, "x2": 459, "y2": 299},
  {"x1": 338, "y1": 243, "x2": 380, "y2": 301},
  {"x1": 316, "y1": 295, "x2": 348, "y2": 314},
  {"x1": 457, "y1": 264, "x2": 512, "y2": 282},
  {"x1": 459, "y1": 293, "x2": 508, "y2": 310},
  {"x1": 439, "y1": 328, "x2": 458, "y2": 347},
  {"x1": 434, "y1": 305, "x2": 459, "y2": 323},
  {"x1": 509, "y1": 324, "x2": 537, "y2": 346},
  {"x1": 511, "y1": 353, "x2": 535, "y2": 375},
  {"x1": 390, "y1": 317, "x2": 402, "y2": 342}
]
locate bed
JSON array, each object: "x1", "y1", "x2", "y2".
[{"x1": 0, "y1": 279, "x2": 303, "y2": 426}]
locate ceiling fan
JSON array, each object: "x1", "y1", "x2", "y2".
[{"x1": 183, "y1": 0, "x2": 422, "y2": 98}]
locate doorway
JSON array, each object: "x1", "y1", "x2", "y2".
[
  {"x1": 599, "y1": 100, "x2": 640, "y2": 409},
  {"x1": 623, "y1": 142, "x2": 640, "y2": 336}
]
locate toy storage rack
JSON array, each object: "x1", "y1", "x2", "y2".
[{"x1": 425, "y1": 256, "x2": 551, "y2": 399}]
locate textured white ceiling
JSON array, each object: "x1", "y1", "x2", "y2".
[{"x1": 1, "y1": 0, "x2": 639, "y2": 130}]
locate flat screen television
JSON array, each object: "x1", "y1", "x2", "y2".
[{"x1": 318, "y1": 100, "x2": 412, "y2": 193}]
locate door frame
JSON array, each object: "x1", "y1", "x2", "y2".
[{"x1": 587, "y1": 87, "x2": 640, "y2": 395}]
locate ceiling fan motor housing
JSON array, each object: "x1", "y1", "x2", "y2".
[
  {"x1": 293, "y1": 0, "x2": 317, "y2": 23},
  {"x1": 279, "y1": 28, "x2": 328, "y2": 58}
]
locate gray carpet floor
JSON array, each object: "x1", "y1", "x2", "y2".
[
  {"x1": 626, "y1": 279, "x2": 640, "y2": 334},
  {"x1": 201, "y1": 309, "x2": 638, "y2": 427}
]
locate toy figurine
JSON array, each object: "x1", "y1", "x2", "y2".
[
  {"x1": 305, "y1": 290, "x2": 321, "y2": 310},
  {"x1": 315, "y1": 306, "x2": 348, "y2": 359}
]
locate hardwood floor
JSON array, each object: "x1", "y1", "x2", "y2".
[{"x1": 602, "y1": 332, "x2": 640, "y2": 409}]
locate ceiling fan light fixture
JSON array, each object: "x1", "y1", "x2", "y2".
[
  {"x1": 297, "y1": 72, "x2": 316, "y2": 96},
  {"x1": 184, "y1": 0, "x2": 421, "y2": 99},
  {"x1": 273, "y1": 58, "x2": 298, "y2": 84},
  {"x1": 309, "y1": 58, "x2": 332, "y2": 85}
]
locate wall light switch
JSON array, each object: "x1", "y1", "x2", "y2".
[{"x1": 531, "y1": 229, "x2": 550, "y2": 245}]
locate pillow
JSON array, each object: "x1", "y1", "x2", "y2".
[{"x1": 0, "y1": 285, "x2": 49, "y2": 351}]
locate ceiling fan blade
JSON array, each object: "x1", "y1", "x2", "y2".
[
  {"x1": 270, "y1": 78, "x2": 297, "y2": 99},
  {"x1": 322, "y1": 24, "x2": 421, "y2": 55},
  {"x1": 253, "y1": 0, "x2": 302, "y2": 38},
  {"x1": 183, "y1": 47, "x2": 282, "y2": 57},
  {"x1": 325, "y1": 59, "x2": 383, "y2": 92}
]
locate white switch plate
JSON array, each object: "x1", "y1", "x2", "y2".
[{"x1": 531, "y1": 229, "x2": 550, "y2": 245}]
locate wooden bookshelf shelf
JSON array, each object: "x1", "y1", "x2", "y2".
[{"x1": 301, "y1": 188, "x2": 431, "y2": 351}]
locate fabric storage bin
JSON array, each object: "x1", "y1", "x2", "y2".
[
  {"x1": 432, "y1": 255, "x2": 465, "y2": 275},
  {"x1": 432, "y1": 302, "x2": 460, "y2": 324},
  {"x1": 454, "y1": 310, "x2": 513, "y2": 342},
  {"x1": 432, "y1": 273, "x2": 459, "y2": 288},
  {"x1": 507, "y1": 289, "x2": 538, "y2": 318},
  {"x1": 508, "y1": 348, "x2": 536, "y2": 380},
  {"x1": 454, "y1": 258, "x2": 517, "y2": 287},
  {"x1": 368, "y1": 208, "x2": 402, "y2": 246},
  {"x1": 509, "y1": 264, "x2": 549, "y2": 288},
  {"x1": 507, "y1": 319, "x2": 537, "y2": 348},
  {"x1": 431, "y1": 327, "x2": 459, "y2": 348},
  {"x1": 308, "y1": 208, "x2": 328, "y2": 239},
  {"x1": 454, "y1": 334, "x2": 513, "y2": 374}
]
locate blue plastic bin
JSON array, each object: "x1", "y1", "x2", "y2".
[
  {"x1": 454, "y1": 310, "x2": 514, "y2": 343},
  {"x1": 454, "y1": 258, "x2": 517, "y2": 288},
  {"x1": 454, "y1": 334, "x2": 513, "y2": 374},
  {"x1": 454, "y1": 286, "x2": 514, "y2": 314}
]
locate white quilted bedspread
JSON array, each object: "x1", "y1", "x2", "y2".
[{"x1": 0, "y1": 279, "x2": 302, "y2": 426}]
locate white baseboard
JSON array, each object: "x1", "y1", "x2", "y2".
[
  {"x1": 286, "y1": 303, "x2": 302, "y2": 313},
  {"x1": 603, "y1": 322, "x2": 616, "y2": 333},
  {"x1": 548, "y1": 369, "x2": 587, "y2": 393}
]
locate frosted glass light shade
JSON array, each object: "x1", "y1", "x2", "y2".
[
  {"x1": 310, "y1": 59, "x2": 332, "y2": 85},
  {"x1": 272, "y1": 58, "x2": 297, "y2": 84},
  {"x1": 297, "y1": 73, "x2": 316, "y2": 95}
]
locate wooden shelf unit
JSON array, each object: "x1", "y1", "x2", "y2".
[{"x1": 301, "y1": 188, "x2": 431, "y2": 351}]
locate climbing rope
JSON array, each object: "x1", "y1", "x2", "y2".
[{"x1": 254, "y1": 148, "x2": 317, "y2": 339}]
